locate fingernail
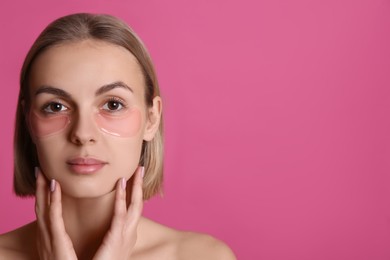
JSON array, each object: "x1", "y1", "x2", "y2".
[
  {"x1": 121, "y1": 177, "x2": 126, "y2": 190},
  {"x1": 34, "y1": 167, "x2": 39, "y2": 179},
  {"x1": 141, "y1": 166, "x2": 145, "y2": 178},
  {"x1": 50, "y1": 179, "x2": 56, "y2": 192}
]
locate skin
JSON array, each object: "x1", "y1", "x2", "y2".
[{"x1": 0, "y1": 40, "x2": 236, "y2": 259}]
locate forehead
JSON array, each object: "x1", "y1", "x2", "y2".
[{"x1": 28, "y1": 39, "x2": 145, "y2": 95}]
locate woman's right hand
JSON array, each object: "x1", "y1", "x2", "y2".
[{"x1": 35, "y1": 167, "x2": 78, "y2": 260}]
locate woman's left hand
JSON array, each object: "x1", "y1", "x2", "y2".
[{"x1": 92, "y1": 166, "x2": 144, "y2": 260}]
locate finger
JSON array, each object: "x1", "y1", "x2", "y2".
[
  {"x1": 35, "y1": 167, "x2": 48, "y2": 218},
  {"x1": 48, "y1": 180, "x2": 68, "y2": 240},
  {"x1": 110, "y1": 178, "x2": 128, "y2": 230},
  {"x1": 48, "y1": 180, "x2": 78, "y2": 257},
  {"x1": 126, "y1": 166, "x2": 144, "y2": 225},
  {"x1": 40, "y1": 180, "x2": 77, "y2": 259},
  {"x1": 35, "y1": 168, "x2": 51, "y2": 249}
]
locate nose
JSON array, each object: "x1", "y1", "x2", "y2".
[{"x1": 69, "y1": 110, "x2": 99, "y2": 145}]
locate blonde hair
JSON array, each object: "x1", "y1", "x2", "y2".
[{"x1": 14, "y1": 13, "x2": 164, "y2": 200}]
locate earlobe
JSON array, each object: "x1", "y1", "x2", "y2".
[{"x1": 143, "y1": 96, "x2": 162, "y2": 141}]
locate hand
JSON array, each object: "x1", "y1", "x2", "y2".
[
  {"x1": 35, "y1": 167, "x2": 78, "y2": 260},
  {"x1": 34, "y1": 166, "x2": 144, "y2": 260},
  {"x1": 92, "y1": 166, "x2": 144, "y2": 259}
]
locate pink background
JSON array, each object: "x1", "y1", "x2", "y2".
[{"x1": 1, "y1": 1, "x2": 390, "y2": 259}]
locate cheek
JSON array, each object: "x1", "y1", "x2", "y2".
[
  {"x1": 29, "y1": 111, "x2": 70, "y2": 138},
  {"x1": 34, "y1": 136, "x2": 66, "y2": 179},
  {"x1": 108, "y1": 138, "x2": 143, "y2": 177},
  {"x1": 95, "y1": 109, "x2": 142, "y2": 138}
]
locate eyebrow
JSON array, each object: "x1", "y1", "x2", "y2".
[
  {"x1": 35, "y1": 81, "x2": 133, "y2": 98},
  {"x1": 35, "y1": 86, "x2": 72, "y2": 99},
  {"x1": 95, "y1": 81, "x2": 133, "y2": 96}
]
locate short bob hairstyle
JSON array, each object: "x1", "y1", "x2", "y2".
[{"x1": 14, "y1": 13, "x2": 164, "y2": 200}]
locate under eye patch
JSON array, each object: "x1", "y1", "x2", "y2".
[
  {"x1": 95, "y1": 108, "x2": 142, "y2": 137},
  {"x1": 29, "y1": 111, "x2": 70, "y2": 138},
  {"x1": 29, "y1": 108, "x2": 142, "y2": 138}
]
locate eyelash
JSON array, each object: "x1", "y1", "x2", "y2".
[
  {"x1": 40, "y1": 97, "x2": 127, "y2": 115},
  {"x1": 41, "y1": 100, "x2": 69, "y2": 114},
  {"x1": 101, "y1": 97, "x2": 128, "y2": 112}
]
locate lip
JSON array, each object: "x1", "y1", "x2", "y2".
[{"x1": 66, "y1": 157, "x2": 107, "y2": 174}]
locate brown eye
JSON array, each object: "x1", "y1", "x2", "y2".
[
  {"x1": 102, "y1": 99, "x2": 125, "y2": 112},
  {"x1": 43, "y1": 102, "x2": 68, "y2": 113},
  {"x1": 107, "y1": 101, "x2": 121, "y2": 110}
]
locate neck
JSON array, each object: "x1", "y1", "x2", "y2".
[{"x1": 61, "y1": 191, "x2": 116, "y2": 259}]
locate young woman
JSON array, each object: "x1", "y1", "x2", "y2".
[{"x1": 0, "y1": 13, "x2": 236, "y2": 260}]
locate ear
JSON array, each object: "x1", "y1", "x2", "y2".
[{"x1": 143, "y1": 96, "x2": 162, "y2": 141}]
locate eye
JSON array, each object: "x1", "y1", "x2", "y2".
[
  {"x1": 102, "y1": 98, "x2": 126, "y2": 112},
  {"x1": 43, "y1": 102, "x2": 68, "y2": 114}
]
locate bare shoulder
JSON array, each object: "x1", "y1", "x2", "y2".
[
  {"x1": 177, "y1": 231, "x2": 236, "y2": 260},
  {"x1": 138, "y1": 217, "x2": 236, "y2": 260},
  {"x1": 0, "y1": 222, "x2": 38, "y2": 260}
]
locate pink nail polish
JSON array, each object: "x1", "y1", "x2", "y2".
[
  {"x1": 141, "y1": 166, "x2": 145, "y2": 178},
  {"x1": 121, "y1": 177, "x2": 126, "y2": 190},
  {"x1": 50, "y1": 179, "x2": 56, "y2": 192}
]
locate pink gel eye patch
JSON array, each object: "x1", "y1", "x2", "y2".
[
  {"x1": 95, "y1": 108, "x2": 142, "y2": 137},
  {"x1": 29, "y1": 109, "x2": 142, "y2": 138},
  {"x1": 29, "y1": 111, "x2": 70, "y2": 138}
]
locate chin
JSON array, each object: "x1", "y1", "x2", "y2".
[{"x1": 59, "y1": 179, "x2": 117, "y2": 199}]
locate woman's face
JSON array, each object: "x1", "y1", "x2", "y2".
[{"x1": 28, "y1": 40, "x2": 157, "y2": 198}]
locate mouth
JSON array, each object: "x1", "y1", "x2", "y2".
[{"x1": 66, "y1": 157, "x2": 108, "y2": 174}]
